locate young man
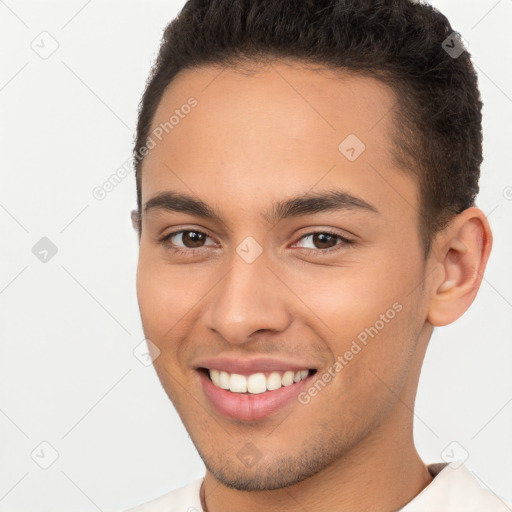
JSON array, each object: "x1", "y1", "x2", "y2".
[{"x1": 127, "y1": 0, "x2": 510, "y2": 510}]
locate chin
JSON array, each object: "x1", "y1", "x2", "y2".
[{"x1": 199, "y1": 442, "x2": 344, "y2": 492}]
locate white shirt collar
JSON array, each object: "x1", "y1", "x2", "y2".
[{"x1": 398, "y1": 461, "x2": 512, "y2": 511}]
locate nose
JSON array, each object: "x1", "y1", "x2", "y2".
[{"x1": 203, "y1": 252, "x2": 292, "y2": 345}]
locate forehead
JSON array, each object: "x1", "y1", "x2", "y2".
[
  {"x1": 149, "y1": 60, "x2": 396, "y2": 152},
  {"x1": 141, "y1": 60, "x2": 417, "y2": 220}
]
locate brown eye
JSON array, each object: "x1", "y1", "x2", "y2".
[
  {"x1": 180, "y1": 231, "x2": 206, "y2": 248},
  {"x1": 311, "y1": 233, "x2": 338, "y2": 249},
  {"x1": 162, "y1": 230, "x2": 214, "y2": 251},
  {"x1": 296, "y1": 232, "x2": 347, "y2": 250}
]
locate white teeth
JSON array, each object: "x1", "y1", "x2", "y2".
[
  {"x1": 219, "y1": 370, "x2": 230, "y2": 390},
  {"x1": 295, "y1": 370, "x2": 309, "y2": 382},
  {"x1": 267, "y1": 372, "x2": 282, "y2": 391},
  {"x1": 281, "y1": 370, "x2": 295, "y2": 386},
  {"x1": 247, "y1": 373, "x2": 267, "y2": 394},
  {"x1": 210, "y1": 368, "x2": 220, "y2": 385},
  {"x1": 208, "y1": 368, "x2": 310, "y2": 394},
  {"x1": 229, "y1": 373, "x2": 247, "y2": 393}
]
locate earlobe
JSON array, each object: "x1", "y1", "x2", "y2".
[{"x1": 427, "y1": 207, "x2": 492, "y2": 327}]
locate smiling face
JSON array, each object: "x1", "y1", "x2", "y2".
[{"x1": 135, "y1": 60, "x2": 435, "y2": 491}]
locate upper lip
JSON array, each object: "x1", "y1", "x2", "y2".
[{"x1": 195, "y1": 355, "x2": 317, "y2": 375}]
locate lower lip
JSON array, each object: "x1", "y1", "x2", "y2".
[{"x1": 198, "y1": 370, "x2": 313, "y2": 422}]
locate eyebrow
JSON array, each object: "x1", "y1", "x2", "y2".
[{"x1": 143, "y1": 189, "x2": 379, "y2": 224}]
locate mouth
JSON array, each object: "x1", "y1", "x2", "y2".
[
  {"x1": 197, "y1": 367, "x2": 318, "y2": 421},
  {"x1": 199, "y1": 367, "x2": 317, "y2": 394}
]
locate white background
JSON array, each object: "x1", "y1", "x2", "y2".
[{"x1": 1, "y1": 0, "x2": 511, "y2": 510}]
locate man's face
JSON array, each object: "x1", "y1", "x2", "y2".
[{"x1": 136, "y1": 61, "x2": 432, "y2": 490}]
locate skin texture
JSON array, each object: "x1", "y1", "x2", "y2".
[{"x1": 134, "y1": 60, "x2": 492, "y2": 512}]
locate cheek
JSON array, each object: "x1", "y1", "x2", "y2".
[
  {"x1": 136, "y1": 253, "x2": 202, "y2": 336},
  {"x1": 286, "y1": 249, "x2": 423, "y2": 383},
  {"x1": 286, "y1": 255, "x2": 414, "y2": 337},
  {"x1": 136, "y1": 260, "x2": 193, "y2": 389},
  {"x1": 136, "y1": 253, "x2": 221, "y2": 375},
  {"x1": 303, "y1": 303, "x2": 420, "y2": 436},
  {"x1": 136, "y1": 259, "x2": 172, "y2": 337}
]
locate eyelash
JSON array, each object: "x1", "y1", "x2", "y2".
[{"x1": 159, "y1": 229, "x2": 355, "y2": 256}]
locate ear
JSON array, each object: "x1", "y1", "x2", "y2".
[
  {"x1": 427, "y1": 207, "x2": 492, "y2": 327},
  {"x1": 131, "y1": 209, "x2": 141, "y2": 236}
]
